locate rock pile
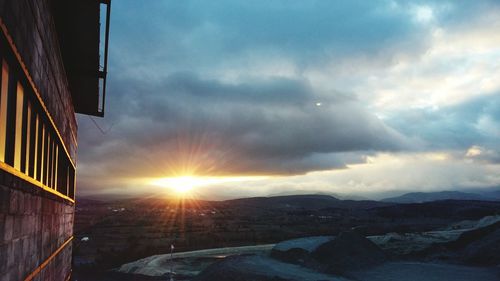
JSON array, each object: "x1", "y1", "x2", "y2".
[{"x1": 312, "y1": 231, "x2": 386, "y2": 273}]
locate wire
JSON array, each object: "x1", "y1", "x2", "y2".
[{"x1": 88, "y1": 116, "x2": 114, "y2": 135}]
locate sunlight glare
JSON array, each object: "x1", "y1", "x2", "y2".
[{"x1": 151, "y1": 175, "x2": 269, "y2": 195}]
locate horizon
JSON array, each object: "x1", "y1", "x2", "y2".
[
  {"x1": 76, "y1": 186, "x2": 500, "y2": 202},
  {"x1": 77, "y1": 0, "x2": 500, "y2": 199}
]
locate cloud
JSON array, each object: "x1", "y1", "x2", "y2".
[
  {"x1": 314, "y1": 152, "x2": 500, "y2": 197},
  {"x1": 77, "y1": 73, "x2": 407, "y2": 188},
  {"x1": 108, "y1": 0, "x2": 422, "y2": 80},
  {"x1": 384, "y1": 92, "x2": 500, "y2": 152},
  {"x1": 145, "y1": 151, "x2": 500, "y2": 200},
  {"x1": 76, "y1": 0, "x2": 500, "y2": 197},
  {"x1": 465, "y1": 145, "x2": 500, "y2": 164}
]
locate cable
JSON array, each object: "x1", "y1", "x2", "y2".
[{"x1": 88, "y1": 116, "x2": 114, "y2": 135}]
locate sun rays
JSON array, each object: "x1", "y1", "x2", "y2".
[{"x1": 151, "y1": 175, "x2": 269, "y2": 198}]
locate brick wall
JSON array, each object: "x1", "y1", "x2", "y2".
[
  {"x1": 0, "y1": 0, "x2": 77, "y2": 280},
  {"x1": 0, "y1": 0, "x2": 78, "y2": 161},
  {"x1": 33, "y1": 243, "x2": 72, "y2": 281},
  {"x1": 0, "y1": 169, "x2": 74, "y2": 281}
]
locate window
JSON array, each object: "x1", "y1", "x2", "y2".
[
  {"x1": 14, "y1": 82, "x2": 24, "y2": 170},
  {"x1": 50, "y1": 139, "x2": 56, "y2": 189},
  {"x1": 40, "y1": 124, "x2": 45, "y2": 184},
  {"x1": 1, "y1": 35, "x2": 76, "y2": 201},
  {"x1": 27, "y1": 104, "x2": 36, "y2": 178},
  {"x1": 24, "y1": 101, "x2": 31, "y2": 175},
  {"x1": 0, "y1": 60, "x2": 8, "y2": 162},
  {"x1": 44, "y1": 132, "x2": 50, "y2": 186},
  {"x1": 54, "y1": 145, "x2": 58, "y2": 191},
  {"x1": 33, "y1": 113, "x2": 39, "y2": 179}
]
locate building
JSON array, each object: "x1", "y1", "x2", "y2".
[{"x1": 0, "y1": 0, "x2": 111, "y2": 280}]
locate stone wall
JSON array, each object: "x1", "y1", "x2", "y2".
[
  {"x1": 0, "y1": 169, "x2": 74, "y2": 281},
  {"x1": 33, "y1": 242, "x2": 72, "y2": 281},
  {"x1": 0, "y1": 0, "x2": 76, "y2": 280},
  {"x1": 0, "y1": 0, "x2": 78, "y2": 161}
]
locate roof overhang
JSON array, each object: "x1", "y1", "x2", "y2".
[{"x1": 52, "y1": 0, "x2": 111, "y2": 117}]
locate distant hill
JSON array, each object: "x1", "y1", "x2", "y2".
[
  {"x1": 75, "y1": 198, "x2": 105, "y2": 206},
  {"x1": 482, "y1": 190, "x2": 500, "y2": 201},
  {"x1": 223, "y1": 194, "x2": 340, "y2": 209},
  {"x1": 381, "y1": 191, "x2": 493, "y2": 203},
  {"x1": 371, "y1": 200, "x2": 500, "y2": 220},
  {"x1": 268, "y1": 190, "x2": 369, "y2": 201},
  {"x1": 222, "y1": 194, "x2": 390, "y2": 210}
]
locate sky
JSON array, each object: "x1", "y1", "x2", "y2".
[{"x1": 76, "y1": 0, "x2": 500, "y2": 200}]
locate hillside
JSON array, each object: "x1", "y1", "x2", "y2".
[{"x1": 381, "y1": 191, "x2": 490, "y2": 203}]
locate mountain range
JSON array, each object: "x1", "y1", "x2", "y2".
[{"x1": 381, "y1": 190, "x2": 500, "y2": 204}]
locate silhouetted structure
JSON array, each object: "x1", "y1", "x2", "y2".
[{"x1": 0, "y1": 0, "x2": 110, "y2": 280}]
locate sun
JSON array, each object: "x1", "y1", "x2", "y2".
[
  {"x1": 151, "y1": 175, "x2": 270, "y2": 196},
  {"x1": 152, "y1": 175, "x2": 229, "y2": 195},
  {"x1": 155, "y1": 176, "x2": 206, "y2": 195},
  {"x1": 173, "y1": 184, "x2": 192, "y2": 194},
  {"x1": 167, "y1": 176, "x2": 200, "y2": 194}
]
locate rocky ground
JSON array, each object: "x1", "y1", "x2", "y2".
[
  {"x1": 117, "y1": 244, "x2": 275, "y2": 277},
  {"x1": 347, "y1": 262, "x2": 499, "y2": 281},
  {"x1": 113, "y1": 215, "x2": 500, "y2": 281}
]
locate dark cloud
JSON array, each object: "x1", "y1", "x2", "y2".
[
  {"x1": 108, "y1": 0, "x2": 424, "y2": 76},
  {"x1": 77, "y1": 73, "x2": 406, "y2": 186},
  {"x1": 386, "y1": 92, "x2": 500, "y2": 152}
]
